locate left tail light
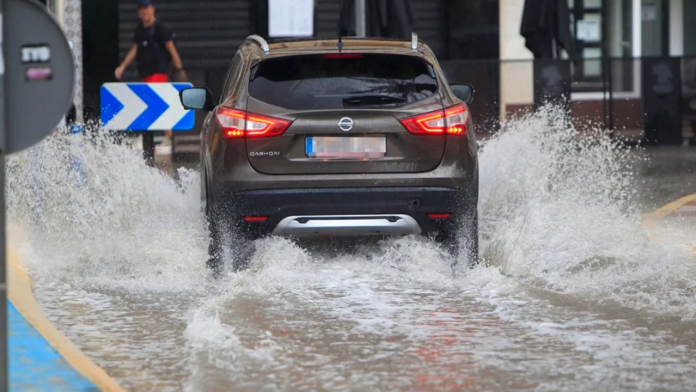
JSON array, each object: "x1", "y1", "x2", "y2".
[
  {"x1": 216, "y1": 108, "x2": 292, "y2": 139},
  {"x1": 400, "y1": 104, "x2": 469, "y2": 136}
]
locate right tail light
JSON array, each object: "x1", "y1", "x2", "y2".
[{"x1": 400, "y1": 104, "x2": 469, "y2": 136}]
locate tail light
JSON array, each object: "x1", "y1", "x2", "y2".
[
  {"x1": 216, "y1": 107, "x2": 291, "y2": 139},
  {"x1": 400, "y1": 104, "x2": 469, "y2": 136},
  {"x1": 401, "y1": 111, "x2": 445, "y2": 135}
]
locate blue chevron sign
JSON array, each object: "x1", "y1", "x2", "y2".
[{"x1": 100, "y1": 82, "x2": 195, "y2": 131}]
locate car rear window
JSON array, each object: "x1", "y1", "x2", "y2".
[{"x1": 247, "y1": 53, "x2": 438, "y2": 110}]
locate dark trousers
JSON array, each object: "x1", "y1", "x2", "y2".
[{"x1": 142, "y1": 132, "x2": 155, "y2": 166}]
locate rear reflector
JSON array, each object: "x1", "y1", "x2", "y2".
[
  {"x1": 400, "y1": 104, "x2": 469, "y2": 136},
  {"x1": 244, "y1": 216, "x2": 269, "y2": 222},
  {"x1": 217, "y1": 107, "x2": 292, "y2": 139},
  {"x1": 323, "y1": 53, "x2": 363, "y2": 59},
  {"x1": 427, "y1": 213, "x2": 451, "y2": 219}
]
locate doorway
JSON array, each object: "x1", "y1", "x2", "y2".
[{"x1": 641, "y1": 0, "x2": 670, "y2": 57}]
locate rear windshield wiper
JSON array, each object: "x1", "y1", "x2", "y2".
[{"x1": 342, "y1": 95, "x2": 406, "y2": 107}]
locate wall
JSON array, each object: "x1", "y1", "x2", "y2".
[{"x1": 498, "y1": 0, "x2": 533, "y2": 122}]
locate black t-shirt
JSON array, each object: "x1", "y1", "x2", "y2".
[{"x1": 133, "y1": 20, "x2": 174, "y2": 78}]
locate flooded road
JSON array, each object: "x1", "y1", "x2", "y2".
[{"x1": 6, "y1": 107, "x2": 696, "y2": 391}]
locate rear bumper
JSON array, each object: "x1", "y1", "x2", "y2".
[{"x1": 210, "y1": 187, "x2": 477, "y2": 240}]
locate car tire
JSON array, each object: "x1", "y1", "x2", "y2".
[
  {"x1": 205, "y1": 185, "x2": 225, "y2": 277},
  {"x1": 205, "y1": 181, "x2": 256, "y2": 275},
  {"x1": 437, "y1": 211, "x2": 479, "y2": 268},
  {"x1": 461, "y1": 212, "x2": 479, "y2": 267}
]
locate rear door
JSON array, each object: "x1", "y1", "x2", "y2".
[{"x1": 243, "y1": 53, "x2": 446, "y2": 175}]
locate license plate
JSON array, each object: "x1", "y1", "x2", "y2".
[{"x1": 306, "y1": 136, "x2": 387, "y2": 159}]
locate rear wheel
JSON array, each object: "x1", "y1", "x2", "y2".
[
  {"x1": 461, "y1": 212, "x2": 479, "y2": 267},
  {"x1": 437, "y1": 211, "x2": 479, "y2": 268},
  {"x1": 205, "y1": 181, "x2": 224, "y2": 276},
  {"x1": 205, "y1": 182, "x2": 256, "y2": 276}
]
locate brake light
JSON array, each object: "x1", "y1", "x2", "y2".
[
  {"x1": 428, "y1": 213, "x2": 451, "y2": 219},
  {"x1": 323, "y1": 53, "x2": 363, "y2": 59},
  {"x1": 401, "y1": 111, "x2": 445, "y2": 134},
  {"x1": 400, "y1": 104, "x2": 469, "y2": 136},
  {"x1": 216, "y1": 107, "x2": 291, "y2": 138}
]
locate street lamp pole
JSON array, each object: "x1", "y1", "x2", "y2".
[
  {"x1": 0, "y1": 0, "x2": 8, "y2": 390},
  {"x1": 355, "y1": 0, "x2": 366, "y2": 37}
]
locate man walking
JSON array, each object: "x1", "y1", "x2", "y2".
[{"x1": 115, "y1": 0, "x2": 187, "y2": 165}]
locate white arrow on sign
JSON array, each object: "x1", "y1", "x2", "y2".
[
  {"x1": 103, "y1": 83, "x2": 147, "y2": 130},
  {"x1": 148, "y1": 83, "x2": 189, "y2": 130}
]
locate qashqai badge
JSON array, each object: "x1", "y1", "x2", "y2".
[{"x1": 337, "y1": 117, "x2": 354, "y2": 132}]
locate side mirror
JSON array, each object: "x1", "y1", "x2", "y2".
[
  {"x1": 180, "y1": 87, "x2": 214, "y2": 111},
  {"x1": 450, "y1": 84, "x2": 475, "y2": 104}
]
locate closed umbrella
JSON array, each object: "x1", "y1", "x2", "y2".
[
  {"x1": 521, "y1": 0, "x2": 574, "y2": 118},
  {"x1": 520, "y1": 0, "x2": 573, "y2": 59},
  {"x1": 338, "y1": 0, "x2": 356, "y2": 36},
  {"x1": 339, "y1": 0, "x2": 414, "y2": 39},
  {"x1": 379, "y1": 0, "x2": 414, "y2": 39}
]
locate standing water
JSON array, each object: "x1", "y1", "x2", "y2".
[{"x1": 6, "y1": 106, "x2": 696, "y2": 391}]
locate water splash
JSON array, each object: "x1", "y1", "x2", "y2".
[
  {"x1": 6, "y1": 125, "x2": 209, "y2": 295},
  {"x1": 476, "y1": 104, "x2": 696, "y2": 316},
  {"x1": 5, "y1": 105, "x2": 696, "y2": 391}
]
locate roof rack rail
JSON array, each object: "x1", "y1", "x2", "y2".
[
  {"x1": 246, "y1": 34, "x2": 270, "y2": 54},
  {"x1": 411, "y1": 32, "x2": 418, "y2": 51}
]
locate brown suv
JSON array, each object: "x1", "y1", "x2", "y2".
[{"x1": 180, "y1": 34, "x2": 479, "y2": 274}]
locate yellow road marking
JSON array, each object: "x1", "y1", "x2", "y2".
[
  {"x1": 643, "y1": 193, "x2": 696, "y2": 228},
  {"x1": 642, "y1": 192, "x2": 696, "y2": 255},
  {"x1": 8, "y1": 247, "x2": 128, "y2": 392}
]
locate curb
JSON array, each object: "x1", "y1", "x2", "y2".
[{"x1": 8, "y1": 247, "x2": 128, "y2": 392}]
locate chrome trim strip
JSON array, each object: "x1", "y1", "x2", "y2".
[{"x1": 272, "y1": 214, "x2": 422, "y2": 237}]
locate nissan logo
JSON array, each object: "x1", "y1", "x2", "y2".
[{"x1": 337, "y1": 117, "x2": 354, "y2": 132}]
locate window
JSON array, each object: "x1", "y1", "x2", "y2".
[
  {"x1": 685, "y1": 1, "x2": 696, "y2": 56},
  {"x1": 248, "y1": 54, "x2": 438, "y2": 110},
  {"x1": 220, "y1": 52, "x2": 244, "y2": 104},
  {"x1": 568, "y1": 0, "x2": 637, "y2": 95},
  {"x1": 641, "y1": 0, "x2": 669, "y2": 57}
]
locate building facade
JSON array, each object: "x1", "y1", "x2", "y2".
[
  {"x1": 500, "y1": 0, "x2": 695, "y2": 143},
  {"x1": 107, "y1": 0, "x2": 501, "y2": 134},
  {"x1": 70, "y1": 0, "x2": 696, "y2": 143}
]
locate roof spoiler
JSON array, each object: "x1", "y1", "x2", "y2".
[
  {"x1": 246, "y1": 35, "x2": 270, "y2": 54},
  {"x1": 246, "y1": 33, "x2": 418, "y2": 54}
]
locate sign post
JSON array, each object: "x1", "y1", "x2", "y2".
[
  {"x1": 0, "y1": 0, "x2": 7, "y2": 387},
  {"x1": 2, "y1": 1, "x2": 76, "y2": 389},
  {"x1": 355, "y1": 0, "x2": 366, "y2": 37}
]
